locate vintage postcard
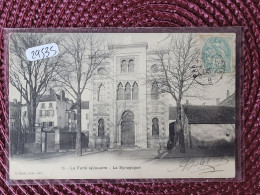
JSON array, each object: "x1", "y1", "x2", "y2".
[{"x1": 7, "y1": 28, "x2": 241, "y2": 181}]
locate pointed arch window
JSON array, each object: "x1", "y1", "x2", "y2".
[
  {"x1": 152, "y1": 118, "x2": 159, "y2": 136},
  {"x1": 121, "y1": 60, "x2": 127, "y2": 73},
  {"x1": 151, "y1": 81, "x2": 159, "y2": 100},
  {"x1": 125, "y1": 82, "x2": 131, "y2": 100},
  {"x1": 132, "y1": 82, "x2": 138, "y2": 100},
  {"x1": 128, "y1": 59, "x2": 134, "y2": 72},
  {"x1": 98, "y1": 84, "x2": 105, "y2": 101},
  {"x1": 117, "y1": 82, "x2": 124, "y2": 100}
]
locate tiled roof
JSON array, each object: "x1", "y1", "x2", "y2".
[
  {"x1": 219, "y1": 93, "x2": 235, "y2": 107},
  {"x1": 183, "y1": 105, "x2": 235, "y2": 124},
  {"x1": 38, "y1": 94, "x2": 57, "y2": 102},
  {"x1": 38, "y1": 93, "x2": 70, "y2": 102}
]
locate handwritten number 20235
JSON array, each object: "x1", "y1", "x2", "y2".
[{"x1": 31, "y1": 46, "x2": 57, "y2": 60}]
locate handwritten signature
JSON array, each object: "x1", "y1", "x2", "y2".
[{"x1": 167, "y1": 156, "x2": 230, "y2": 175}]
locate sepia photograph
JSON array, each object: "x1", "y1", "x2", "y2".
[{"x1": 8, "y1": 30, "x2": 238, "y2": 180}]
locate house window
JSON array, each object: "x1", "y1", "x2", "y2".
[
  {"x1": 98, "y1": 118, "x2": 105, "y2": 137},
  {"x1": 151, "y1": 81, "x2": 159, "y2": 100},
  {"x1": 98, "y1": 84, "x2": 105, "y2": 101},
  {"x1": 132, "y1": 82, "x2": 138, "y2": 100},
  {"x1": 42, "y1": 122, "x2": 54, "y2": 127},
  {"x1": 121, "y1": 60, "x2": 127, "y2": 73},
  {"x1": 50, "y1": 110, "x2": 54, "y2": 116},
  {"x1": 49, "y1": 103, "x2": 53, "y2": 108},
  {"x1": 45, "y1": 110, "x2": 54, "y2": 116},
  {"x1": 152, "y1": 118, "x2": 159, "y2": 136},
  {"x1": 128, "y1": 59, "x2": 134, "y2": 72},
  {"x1": 117, "y1": 82, "x2": 124, "y2": 100},
  {"x1": 125, "y1": 82, "x2": 131, "y2": 100},
  {"x1": 41, "y1": 103, "x2": 45, "y2": 109},
  {"x1": 86, "y1": 113, "x2": 88, "y2": 120},
  {"x1": 39, "y1": 110, "x2": 45, "y2": 117}
]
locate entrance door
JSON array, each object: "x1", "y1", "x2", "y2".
[
  {"x1": 121, "y1": 111, "x2": 135, "y2": 146},
  {"x1": 169, "y1": 122, "x2": 175, "y2": 142},
  {"x1": 46, "y1": 132, "x2": 55, "y2": 152}
]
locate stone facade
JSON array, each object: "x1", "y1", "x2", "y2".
[{"x1": 89, "y1": 42, "x2": 169, "y2": 149}]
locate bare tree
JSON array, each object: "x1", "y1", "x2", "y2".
[
  {"x1": 56, "y1": 34, "x2": 110, "y2": 156},
  {"x1": 149, "y1": 33, "x2": 200, "y2": 153},
  {"x1": 9, "y1": 33, "x2": 63, "y2": 142}
]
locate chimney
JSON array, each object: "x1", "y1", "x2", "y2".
[
  {"x1": 49, "y1": 88, "x2": 55, "y2": 95},
  {"x1": 227, "y1": 90, "x2": 230, "y2": 98},
  {"x1": 60, "y1": 90, "x2": 65, "y2": 101},
  {"x1": 216, "y1": 98, "x2": 220, "y2": 105},
  {"x1": 13, "y1": 99, "x2": 17, "y2": 104}
]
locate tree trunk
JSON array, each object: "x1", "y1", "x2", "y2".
[
  {"x1": 27, "y1": 102, "x2": 36, "y2": 143},
  {"x1": 31, "y1": 97, "x2": 37, "y2": 142},
  {"x1": 76, "y1": 94, "x2": 82, "y2": 156},
  {"x1": 176, "y1": 100, "x2": 185, "y2": 153},
  {"x1": 27, "y1": 103, "x2": 32, "y2": 142},
  {"x1": 27, "y1": 97, "x2": 37, "y2": 143}
]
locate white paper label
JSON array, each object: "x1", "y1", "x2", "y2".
[{"x1": 25, "y1": 43, "x2": 59, "y2": 61}]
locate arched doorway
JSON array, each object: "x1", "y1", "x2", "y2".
[
  {"x1": 152, "y1": 117, "x2": 159, "y2": 136},
  {"x1": 121, "y1": 111, "x2": 135, "y2": 146},
  {"x1": 169, "y1": 122, "x2": 175, "y2": 142},
  {"x1": 98, "y1": 118, "x2": 105, "y2": 137}
]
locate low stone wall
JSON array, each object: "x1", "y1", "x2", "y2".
[
  {"x1": 94, "y1": 136, "x2": 110, "y2": 149},
  {"x1": 81, "y1": 132, "x2": 89, "y2": 149},
  {"x1": 58, "y1": 130, "x2": 89, "y2": 151},
  {"x1": 59, "y1": 131, "x2": 76, "y2": 150},
  {"x1": 190, "y1": 124, "x2": 235, "y2": 148},
  {"x1": 148, "y1": 135, "x2": 168, "y2": 149},
  {"x1": 24, "y1": 143, "x2": 41, "y2": 153}
]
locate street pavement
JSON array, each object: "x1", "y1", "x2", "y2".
[{"x1": 11, "y1": 146, "x2": 234, "y2": 162}]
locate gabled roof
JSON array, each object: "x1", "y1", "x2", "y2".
[
  {"x1": 38, "y1": 92, "x2": 70, "y2": 102},
  {"x1": 9, "y1": 102, "x2": 22, "y2": 107},
  {"x1": 71, "y1": 101, "x2": 89, "y2": 110},
  {"x1": 183, "y1": 105, "x2": 235, "y2": 124},
  {"x1": 10, "y1": 102, "x2": 18, "y2": 107},
  {"x1": 38, "y1": 94, "x2": 57, "y2": 102},
  {"x1": 219, "y1": 93, "x2": 235, "y2": 107}
]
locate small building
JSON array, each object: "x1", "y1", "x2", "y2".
[
  {"x1": 71, "y1": 101, "x2": 90, "y2": 132},
  {"x1": 219, "y1": 90, "x2": 235, "y2": 107},
  {"x1": 9, "y1": 99, "x2": 21, "y2": 132},
  {"x1": 36, "y1": 89, "x2": 75, "y2": 131},
  {"x1": 9, "y1": 99, "x2": 21, "y2": 154},
  {"x1": 182, "y1": 105, "x2": 235, "y2": 148}
]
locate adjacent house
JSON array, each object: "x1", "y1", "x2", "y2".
[
  {"x1": 9, "y1": 99, "x2": 21, "y2": 132},
  {"x1": 36, "y1": 89, "x2": 75, "y2": 131},
  {"x1": 71, "y1": 101, "x2": 90, "y2": 132},
  {"x1": 9, "y1": 99, "x2": 21, "y2": 154},
  {"x1": 219, "y1": 90, "x2": 235, "y2": 107},
  {"x1": 182, "y1": 105, "x2": 235, "y2": 148}
]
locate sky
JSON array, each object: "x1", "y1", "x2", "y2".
[{"x1": 9, "y1": 33, "x2": 235, "y2": 106}]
